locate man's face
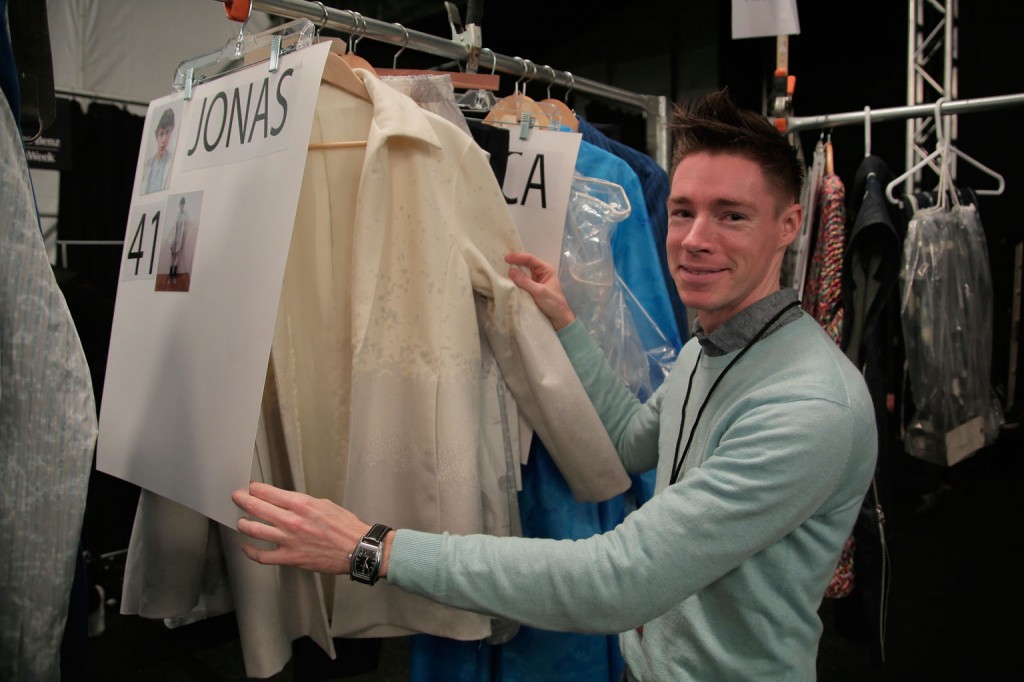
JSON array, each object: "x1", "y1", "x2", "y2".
[
  {"x1": 156, "y1": 126, "x2": 173, "y2": 155},
  {"x1": 666, "y1": 152, "x2": 800, "y2": 334}
]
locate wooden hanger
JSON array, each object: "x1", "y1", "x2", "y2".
[
  {"x1": 318, "y1": 37, "x2": 371, "y2": 102},
  {"x1": 484, "y1": 58, "x2": 550, "y2": 130},
  {"x1": 370, "y1": 23, "x2": 500, "y2": 91},
  {"x1": 375, "y1": 69, "x2": 500, "y2": 91},
  {"x1": 308, "y1": 37, "x2": 369, "y2": 150},
  {"x1": 538, "y1": 66, "x2": 577, "y2": 131}
]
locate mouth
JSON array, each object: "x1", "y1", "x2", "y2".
[{"x1": 679, "y1": 264, "x2": 727, "y2": 277}]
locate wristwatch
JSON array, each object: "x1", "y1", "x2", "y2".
[{"x1": 349, "y1": 523, "x2": 392, "y2": 585}]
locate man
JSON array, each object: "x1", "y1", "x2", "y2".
[
  {"x1": 140, "y1": 107, "x2": 174, "y2": 195},
  {"x1": 232, "y1": 90, "x2": 877, "y2": 680},
  {"x1": 168, "y1": 196, "x2": 187, "y2": 280}
]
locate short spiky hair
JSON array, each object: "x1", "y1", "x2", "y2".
[{"x1": 669, "y1": 89, "x2": 804, "y2": 210}]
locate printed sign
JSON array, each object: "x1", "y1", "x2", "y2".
[
  {"x1": 96, "y1": 42, "x2": 331, "y2": 527},
  {"x1": 501, "y1": 128, "x2": 582, "y2": 267}
]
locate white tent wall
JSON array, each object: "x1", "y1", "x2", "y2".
[
  {"x1": 47, "y1": 0, "x2": 273, "y2": 105},
  {"x1": 35, "y1": 0, "x2": 274, "y2": 262}
]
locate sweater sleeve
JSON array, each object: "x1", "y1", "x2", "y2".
[
  {"x1": 557, "y1": 319, "x2": 662, "y2": 474},
  {"x1": 388, "y1": 384, "x2": 871, "y2": 634}
]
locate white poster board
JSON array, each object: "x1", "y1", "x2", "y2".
[
  {"x1": 501, "y1": 128, "x2": 582, "y2": 267},
  {"x1": 731, "y1": 0, "x2": 801, "y2": 39},
  {"x1": 96, "y1": 43, "x2": 331, "y2": 528}
]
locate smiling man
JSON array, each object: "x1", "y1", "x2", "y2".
[{"x1": 232, "y1": 89, "x2": 877, "y2": 681}]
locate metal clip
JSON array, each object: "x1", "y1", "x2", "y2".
[
  {"x1": 184, "y1": 67, "x2": 195, "y2": 101},
  {"x1": 445, "y1": 0, "x2": 482, "y2": 72},
  {"x1": 269, "y1": 35, "x2": 282, "y2": 73},
  {"x1": 518, "y1": 111, "x2": 533, "y2": 140}
]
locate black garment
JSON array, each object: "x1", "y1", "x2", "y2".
[
  {"x1": 57, "y1": 100, "x2": 145, "y2": 300},
  {"x1": 465, "y1": 117, "x2": 510, "y2": 187},
  {"x1": 834, "y1": 155, "x2": 908, "y2": 659}
]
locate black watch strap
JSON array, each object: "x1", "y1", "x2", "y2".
[{"x1": 364, "y1": 523, "x2": 391, "y2": 545}]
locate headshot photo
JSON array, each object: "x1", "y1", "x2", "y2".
[
  {"x1": 139, "y1": 104, "x2": 180, "y2": 195},
  {"x1": 155, "y1": 191, "x2": 202, "y2": 292}
]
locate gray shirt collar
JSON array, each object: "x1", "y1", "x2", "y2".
[{"x1": 691, "y1": 289, "x2": 803, "y2": 356}]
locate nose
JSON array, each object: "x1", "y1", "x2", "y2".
[{"x1": 679, "y1": 213, "x2": 712, "y2": 252}]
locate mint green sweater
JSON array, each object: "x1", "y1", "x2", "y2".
[{"x1": 389, "y1": 309, "x2": 877, "y2": 681}]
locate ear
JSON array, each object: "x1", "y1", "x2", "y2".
[{"x1": 777, "y1": 203, "x2": 802, "y2": 249}]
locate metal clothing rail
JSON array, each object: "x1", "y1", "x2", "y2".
[
  {"x1": 249, "y1": 0, "x2": 671, "y2": 169},
  {"x1": 55, "y1": 87, "x2": 149, "y2": 109},
  {"x1": 785, "y1": 92, "x2": 1024, "y2": 133}
]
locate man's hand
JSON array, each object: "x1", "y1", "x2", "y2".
[
  {"x1": 505, "y1": 251, "x2": 576, "y2": 331},
  {"x1": 232, "y1": 482, "x2": 391, "y2": 576}
]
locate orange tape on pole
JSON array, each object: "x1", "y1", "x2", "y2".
[{"x1": 223, "y1": 0, "x2": 251, "y2": 22}]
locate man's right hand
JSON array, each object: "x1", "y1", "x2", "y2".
[{"x1": 505, "y1": 252, "x2": 576, "y2": 331}]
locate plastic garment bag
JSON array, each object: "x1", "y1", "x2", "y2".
[
  {"x1": 559, "y1": 174, "x2": 676, "y2": 399},
  {"x1": 899, "y1": 201, "x2": 1003, "y2": 465}
]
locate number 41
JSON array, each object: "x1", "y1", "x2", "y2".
[{"x1": 127, "y1": 210, "x2": 161, "y2": 276}]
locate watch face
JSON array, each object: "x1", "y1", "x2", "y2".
[{"x1": 354, "y1": 548, "x2": 375, "y2": 576}]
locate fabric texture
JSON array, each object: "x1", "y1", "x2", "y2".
[
  {"x1": 803, "y1": 173, "x2": 846, "y2": 343},
  {"x1": 389, "y1": 290, "x2": 878, "y2": 681},
  {"x1": 0, "y1": 84, "x2": 98, "y2": 681},
  {"x1": 120, "y1": 68, "x2": 630, "y2": 677},
  {"x1": 381, "y1": 73, "x2": 472, "y2": 137}
]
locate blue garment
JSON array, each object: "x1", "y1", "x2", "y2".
[
  {"x1": 578, "y1": 117, "x2": 687, "y2": 340},
  {"x1": 409, "y1": 137, "x2": 683, "y2": 682}
]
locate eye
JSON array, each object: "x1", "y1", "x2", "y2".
[{"x1": 722, "y1": 212, "x2": 747, "y2": 222}]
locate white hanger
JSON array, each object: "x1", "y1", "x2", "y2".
[
  {"x1": 886, "y1": 97, "x2": 1005, "y2": 203},
  {"x1": 864, "y1": 106, "x2": 871, "y2": 157}
]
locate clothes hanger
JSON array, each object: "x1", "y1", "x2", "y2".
[
  {"x1": 484, "y1": 57, "x2": 550, "y2": 133},
  {"x1": 374, "y1": 23, "x2": 500, "y2": 91},
  {"x1": 306, "y1": 3, "x2": 370, "y2": 102},
  {"x1": 339, "y1": 10, "x2": 377, "y2": 74},
  {"x1": 824, "y1": 130, "x2": 835, "y2": 175},
  {"x1": 307, "y1": 3, "x2": 369, "y2": 149},
  {"x1": 173, "y1": 17, "x2": 316, "y2": 97},
  {"x1": 456, "y1": 47, "x2": 499, "y2": 113},
  {"x1": 886, "y1": 98, "x2": 1005, "y2": 203},
  {"x1": 538, "y1": 65, "x2": 579, "y2": 132},
  {"x1": 863, "y1": 106, "x2": 872, "y2": 158}
]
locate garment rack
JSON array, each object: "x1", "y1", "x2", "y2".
[
  {"x1": 784, "y1": 92, "x2": 1024, "y2": 133},
  {"x1": 54, "y1": 87, "x2": 149, "y2": 109},
  {"x1": 249, "y1": 0, "x2": 671, "y2": 169},
  {"x1": 786, "y1": 91, "x2": 1024, "y2": 416}
]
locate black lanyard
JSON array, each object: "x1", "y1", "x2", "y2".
[{"x1": 669, "y1": 300, "x2": 802, "y2": 485}]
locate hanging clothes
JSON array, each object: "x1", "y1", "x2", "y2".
[
  {"x1": 381, "y1": 73, "x2": 473, "y2": 137},
  {"x1": 803, "y1": 172, "x2": 846, "y2": 343},
  {"x1": 0, "y1": 84, "x2": 98, "y2": 681},
  {"x1": 409, "y1": 137, "x2": 683, "y2": 682},
  {"x1": 57, "y1": 100, "x2": 146, "y2": 300},
  {"x1": 900, "y1": 199, "x2": 1003, "y2": 466},
  {"x1": 832, "y1": 153, "x2": 906, "y2": 652},
  {"x1": 785, "y1": 139, "x2": 826, "y2": 294},
  {"x1": 577, "y1": 116, "x2": 687, "y2": 341},
  {"x1": 120, "y1": 68, "x2": 632, "y2": 678}
]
